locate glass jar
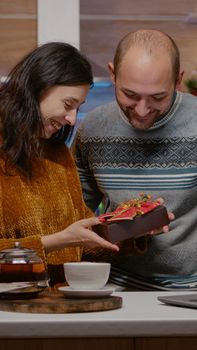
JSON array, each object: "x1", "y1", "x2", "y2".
[{"x1": 0, "y1": 242, "x2": 47, "y2": 285}]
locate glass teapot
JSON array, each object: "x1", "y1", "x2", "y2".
[{"x1": 0, "y1": 242, "x2": 47, "y2": 285}]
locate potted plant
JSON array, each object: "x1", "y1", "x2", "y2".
[
  {"x1": 185, "y1": 72, "x2": 197, "y2": 96},
  {"x1": 185, "y1": 78, "x2": 197, "y2": 95}
]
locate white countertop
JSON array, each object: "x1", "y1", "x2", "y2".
[{"x1": 0, "y1": 291, "x2": 197, "y2": 338}]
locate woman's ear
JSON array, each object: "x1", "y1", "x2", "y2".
[{"x1": 108, "y1": 62, "x2": 115, "y2": 84}]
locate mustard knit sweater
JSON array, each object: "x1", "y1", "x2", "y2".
[{"x1": 0, "y1": 142, "x2": 92, "y2": 268}]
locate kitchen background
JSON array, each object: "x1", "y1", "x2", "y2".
[{"x1": 0, "y1": 0, "x2": 197, "y2": 91}]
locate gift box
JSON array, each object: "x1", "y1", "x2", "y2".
[{"x1": 93, "y1": 194, "x2": 170, "y2": 243}]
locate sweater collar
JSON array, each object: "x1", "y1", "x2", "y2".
[{"x1": 118, "y1": 91, "x2": 182, "y2": 131}]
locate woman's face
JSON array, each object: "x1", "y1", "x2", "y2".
[{"x1": 39, "y1": 84, "x2": 90, "y2": 139}]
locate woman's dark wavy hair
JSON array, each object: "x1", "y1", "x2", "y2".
[{"x1": 0, "y1": 42, "x2": 93, "y2": 177}]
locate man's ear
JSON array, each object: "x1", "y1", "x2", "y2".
[
  {"x1": 176, "y1": 69, "x2": 184, "y2": 90},
  {"x1": 108, "y1": 62, "x2": 115, "y2": 84}
]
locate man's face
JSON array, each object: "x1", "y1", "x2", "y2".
[{"x1": 109, "y1": 48, "x2": 181, "y2": 130}]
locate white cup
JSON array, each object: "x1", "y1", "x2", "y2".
[{"x1": 63, "y1": 262, "x2": 111, "y2": 290}]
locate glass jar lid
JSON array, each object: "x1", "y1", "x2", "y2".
[{"x1": 0, "y1": 242, "x2": 43, "y2": 264}]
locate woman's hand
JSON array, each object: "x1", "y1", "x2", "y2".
[{"x1": 42, "y1": 217, "x2": 119, "y2": 253}]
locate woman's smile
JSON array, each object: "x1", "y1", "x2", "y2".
[{"x1": 51, "y1": 119, "x2": 63, "y2": 131}]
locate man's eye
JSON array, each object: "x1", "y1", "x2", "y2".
[
  {"x1": 152, "y1": 96, "x2": 166, "y2": 101},
  {"x1": 124, "y1": 92, "x2": 137, "y2": 98},
  {"x1": 64, "y1": 102, "x2": 71, "y2": 109}
]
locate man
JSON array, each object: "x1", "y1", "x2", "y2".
[{"x1": 75, "y1": 29, "x2": 197, "y2": 290}]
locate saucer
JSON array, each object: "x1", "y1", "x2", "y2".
[{"x1": 58, "y1": 286, "x2": 114, "y2": 298}]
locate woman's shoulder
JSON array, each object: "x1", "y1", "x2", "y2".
[{"x1": 45, "y1": 141, "x2": 73, "y2": 162}]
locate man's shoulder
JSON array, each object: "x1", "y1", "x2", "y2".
[
  {"x1": 177, "y1": 92, "x2": 197, "y2": 124},
  {"x1": 82, "y1": 101, "x2": 118, "y2": 124},
  {"x1": 181, "y1": 92, "x2": 197, "y2": 107},
  {"x1": 77, "y1": 101, "x2": 119, "y2": 138}
]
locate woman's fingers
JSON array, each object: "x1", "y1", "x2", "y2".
[
  {"x1": 68, "y1": 217, "x2": 119, "y2": 251},
  {"x1": 88, "y1": 231, "x2": 119, "y2": 251},
  {"x1": 78, "y1": 216, "x2": 101, "y2": 227}
]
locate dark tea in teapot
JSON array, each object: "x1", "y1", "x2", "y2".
[{"x1": 0, "y1": 242, "x2": 47, "y2": 283}]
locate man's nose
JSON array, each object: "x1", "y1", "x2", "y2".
[
  {"x1": 134, "y1": 99, "x2": 151, "y2": 117},
  {"x1": 64, "y1": 109, "x2": 77, "y2": 126}
]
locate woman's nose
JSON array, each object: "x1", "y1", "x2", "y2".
[
  {"x1": 134, "y1": 99, "x2": 151, "y2": 117},
  {"x1": 64, "y1": 110, "x2": 77, "y2": 126}
]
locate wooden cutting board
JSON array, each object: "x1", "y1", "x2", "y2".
[{"x1": 0, "y1": 290, "x2": 122, "y2": 314}]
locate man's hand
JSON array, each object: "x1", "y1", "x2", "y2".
[{"x1": 149, "y1": 197, "x2": 175, "y2": 235}]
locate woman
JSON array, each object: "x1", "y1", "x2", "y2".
[{"x1": 0, "y1": 42, "x2": 119, "y2": 285}]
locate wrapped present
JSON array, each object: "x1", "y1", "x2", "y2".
[{"x1": 93, "y1": 193, "x2": 170, "y2": 243}]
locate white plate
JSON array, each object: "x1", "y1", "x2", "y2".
[
  {"x1": 58, "y1": 286, "x2": 114, "y2": 298},
  {"x1": 0, "y1": 282, "x2": 34, "y2": 293}
]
